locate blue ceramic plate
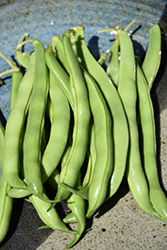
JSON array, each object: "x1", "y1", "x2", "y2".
[{"x1": 0, "y1": 0, "x2": 165, "y2": 119}]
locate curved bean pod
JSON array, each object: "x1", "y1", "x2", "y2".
[
  {"x1": 107, "y1": 39, "x2": 119, "y2": 87},
  {"x1": 117, "y1": 29, "x2": 166, "y2": 221},
  {"x1": 23, "y1": 39, "x2": 50, "y2": 200},
  {"x1": 0, "y1": 123, "x2": 13, "y2": 244},
  {"x1": 63, "y1": 212, "x2": 77, "y2": 224},
  {"x1": 10, "y1": 70, "x2": 23, "y2": 109},
  {"x1": 52, "y1": 35, "x2": 70, "y2": 74},
  {"x1": 58, "y1": 122, "x2": 95, "y2": 200},
  {"x1": 72, "y1": 26, "x2": 129, "y2": 199},
  {"x1": 137, "y1": 63, "x2": 167, "y2": 219},
  {"x1": 7, "y1": 168, "x2": 60, "y2": 199},
  {"x1": 2, "y1": 53, "x2": 35, "y2": 189},
  {"x1": 45, "y1": 48, "x2": 74, "y2": 110},
  {"x1": 82, "y1": 123, "x2": 96, "y2": 189},
  {"x1": 65, "y1": 182, "x2": 86, "y2": 248},
  {"x1": 53, "y1": 31, "x2": 91, "y2": 202},
  {"x1": 40, "y1": 69, "x2": 71, "y2": 183},
  {"x1": 28, "y1": 190, "x2": 76, "y2": 234},
  {"x1": 82, "y1": 69, "x2": 113, "y2": 218},
  {"x1": 15, "y1": 49, "x2": 30, "y2": 69},
  {"x1": 0, "y1": 169, "x2": 13, "y2": 243},
  {"x1": 142, "y1": 24, "x2": 161, "y2": 90}
]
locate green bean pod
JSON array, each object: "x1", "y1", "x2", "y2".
[
  {"x1": 82, "y1": 69, "x2": 113, "y2": 218},
  {"x1": 72, "y1": 26, "x2": 129, "y2": 199},
  {"x1": 65, "y1": 181, "x2": 86, "y2": 248},
  {"x1": 23, "y1": 39, "x2": 49, "y2": 200},
  {"x1": 58, "y1": 121, "x2": 95, "y2": 201},
  {"x1": 0, "y1": 172, "x2": 13, "y2": 244},
  {"x1": 7, "y1": 168, "x2": 59, "y2": 199},
  {"x1": 117, "y1": 29, "x2": 166, "y2": 221},
  {"x1": 10, "y1": 69, "x2": 23, "y2": 109},
  {"x1": 136, "y1": 64, "x2": 167, "y2": 220},
  {"x1": 52, "y1": 35, "x2": 70, "y2": 73},
  {"x1": 107, "y1": 39, "x2": 119, "y2": 87},
  {"x1": 142, "y1": 24, "x2": 161, "y2": 90},
  {"x1": 63, "y1": 212, "x2": 77, "y2": 224},
  {"x1": 53, "y1": 31, "x2": 91, "y2": 203},
  {"x1": 40, "y1": 69, "x2": 71, "y2": 183},
  {"x1": 15, "y1": 49, "x2": 30, "y2": 69},
  {"x1": 28, "y1": 190, "x2": 76, "y2": 234},
  {"x1": 7, "y1": 187, "x2": 31, "y2": 199},
  {"x1": 0, "y1": 123, "x2": 13, "y2": 244},
  {"x1": 2, "y1": 53, "x2": 35, "y2": 190},
  {"x1": 0, "y1": 63, "x2": 25, "y2": 242},
  {"x1": 82, "y1": 123, "x2": 96, "y2": 189},
  {"x1": 45, "y1": 48, "x2": 74, "y2": 110}
]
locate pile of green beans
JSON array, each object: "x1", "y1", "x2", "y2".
[{"x1": 0, "y1": 21, "x2": 166, "y2": 248}]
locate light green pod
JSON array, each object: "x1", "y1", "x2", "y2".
[
  {"x1": 65, "y1": 178, "x2": 86, "y2": 249},
  {"x1": 107, "y1": 39, "x2": 119, "y2": 87},
  {"x1": 45, "y1": 48, "x2": 74, "y2": 110},
  {"x1": 117, "y1": 29, "x2": 167, "y2": 222},
  {"x1": 72, "y1": 26, "x2": 129, "y2": 200},
  {"x1": 81, "y1": 69, "x2": 113, "y2": 219},
  {"x1": 137, "y1": 64, "x2": 167, "y2": 220},
  {"x1": 2, "y1": 53, "x2": 35, "y2": 190},
  {"x1": 142, "y1": 24, "x2": 161, "y2": 90},
  {"x1": 23, "y1": 40, "x2": 49, "y2": 201},
  {"x1": 63, "y1": 212, "x2": 77, "y2": 224},
  {"x1": 15, "y1": 49, "x2": 30, "y2": 69},
  {"x1": 29, "y1": 190, "x2": 76, "y2": 234},
  {"x1": 53, "y1": 32, "x2": 91, "y2": 203},
  {"x1": 10, "y1": 70, "x2": 23, "y2": 109},
  {"x1": 52, "y1": 35, "x2": 70, "y2": 73},
  {"x1": 40, "y1": 70, "x2": 71, "y2": 183},
  {"x1": 0, "y1": 121, "x2": 13, "y2": 244}
]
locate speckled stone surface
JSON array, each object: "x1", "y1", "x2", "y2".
[{"x1": 0, "y1": 0, "x2": 167, "y2": 249}]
